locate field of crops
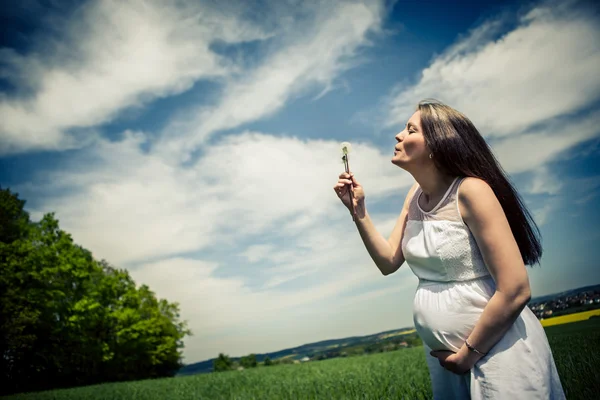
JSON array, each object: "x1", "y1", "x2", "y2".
[
  {"x1": 6, "y1": 317, "x2": 600, "y2": 400},
  {"x1": 539, "y1": 308, "x2": 600, "y2": 327}
]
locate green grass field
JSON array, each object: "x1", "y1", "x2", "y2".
[{"x1": 6, "y1": 318, "x2": 600, "y2": 400}]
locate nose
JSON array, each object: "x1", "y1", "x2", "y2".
[{"x1": 395, "y1": 129, "x2": 405, "y2": 142}]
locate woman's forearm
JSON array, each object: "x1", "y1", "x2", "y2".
[
  {"x1": 458, "y1": 288, "x2": 531, "y2": 363},
  {"x1": 352, "y1": 202, "x2": 397, "y2": 275}
]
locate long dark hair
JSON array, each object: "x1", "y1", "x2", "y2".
[{"x1": 417, "y1": 99, "x2": 542, "y2": 266}]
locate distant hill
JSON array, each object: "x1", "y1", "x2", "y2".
[
  {"x1": 177, "y1": 326, "x2": 416, "y2": 376},
  {"x1": 529, "y1": 284, "x2": 600, "y2": 304}
]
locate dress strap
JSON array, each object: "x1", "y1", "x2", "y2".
[{"x1": 416, "y1": 176, "x2": 460, "y2": 215}]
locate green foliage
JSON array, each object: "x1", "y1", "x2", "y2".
[
  {"x1": 213, "y1": 353, "x2": 233, "y2": 372},
  {"x1": 0, "y1": 187, "x2": 30, "y2": 243},
  {"x1": 0, "y1": 187, "x2": 191, "y2": 396},
  {"x1": 263, "y1": 356, "x2": 272, "y2": 366},
  {"x1": 240, "y1": 353, "x2": 257, "y2": 369}
]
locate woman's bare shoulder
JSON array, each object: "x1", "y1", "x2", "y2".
[
  {"x1": 458, "y1": 177, "x2": 495, "y2": 202},
  {"x1": 458, "y1": 177, "x2": 501, "y2": 224}
]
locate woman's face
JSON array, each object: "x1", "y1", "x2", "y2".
[{"x1": 391, "y1": 110, "x2": 430, "y2": 169}]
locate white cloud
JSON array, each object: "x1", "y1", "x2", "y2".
[
  {"x1": 30, "y1": 132, "x2": 408, "y2": 266},
  {"x1": 526, "y1": 167, "x2": 562, "y2": 196},
  {"x1": 18, "y1": 129, "x2": 414, "y2": 362},
  {"x1": 0, "y1": 0, "x2": 271, "y2": 154},
  {"x1": 157, "y1": 0, "x2": 385, "y2": 159},
  {"x1": 532, "y1": 203, "x2": 552, "y2": 226},
  {"x1": 9, "y1": 0, "x2": 396, "y2": 267},
  {"x1": 129, "y1": 236, "x2": 419, "y2": 361},
  {"x1": 1, "y1": 0, "x2": 388, "y2": 163},
  {"x1": 241, "y1": 244, "x2": 277, "y2": 263},
  {"x1": 385, "y1": 0, "x2": 600, "y2": 141},
  {"x1": 490, "y1": 109, "x2": 600, "y2": 175}
]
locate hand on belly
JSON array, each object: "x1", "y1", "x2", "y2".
[{"x1": 412, "y1": 280, "x2": 493, "y2": 351}]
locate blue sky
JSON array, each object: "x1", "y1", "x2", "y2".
[{"x1": 1, "y1": 0, "x2": 599, "y2": 363}]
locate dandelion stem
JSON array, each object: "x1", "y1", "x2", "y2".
[{"x1": 343, "y1": 154, "x2": 356, "y2": 221}]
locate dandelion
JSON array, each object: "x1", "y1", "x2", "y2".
[{"x1": 340, "y1": 142, "x2": 352, "y2": 155}]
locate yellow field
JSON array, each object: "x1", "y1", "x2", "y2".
[
  {"x1": 539, "y1": 309, "x2": 600, "y2": 327},
  {"x1": 378, "y1": 329, "x2": 416, "y2": 339}
]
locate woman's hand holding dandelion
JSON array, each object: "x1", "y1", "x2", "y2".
[{"x1": 333, "y1": 142, "x2": 364, "y2": 220}]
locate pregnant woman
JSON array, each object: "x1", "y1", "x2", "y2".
[{"x1": 333, "y1": 99, "x2": 565, "y2": 399}]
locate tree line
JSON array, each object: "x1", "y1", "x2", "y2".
[
  {"x1": 213, "y1": 353, "x2": 276, "y2": 371},
  {"x1": 0, "y1": 187, "x2": 191, "y2": 396},
  {"x1": 211, "y1": 334, "x2": 424, "y2": 372}
]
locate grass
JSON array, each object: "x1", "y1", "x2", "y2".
[
  {"x1": 544, "y1": 317, "x2": 600, "y2": 399},
  {"x1": 5, "y1": 317, "x2": 599, "y2": 400}
]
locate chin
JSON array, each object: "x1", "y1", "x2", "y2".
[
  {"x1": 391, "y1": 158, "x2": 405, "y2": 169},
  {"x1": 392, "y1": 155, "x2": 411, "y2": 170}
]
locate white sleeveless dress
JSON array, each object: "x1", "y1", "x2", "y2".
[{"x1": 401, "y1": 177, "x2": 565, "y2": 399}]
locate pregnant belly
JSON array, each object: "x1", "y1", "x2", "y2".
[{"x1": 413, "y1": 276, "x2": 495, "y2": 352}]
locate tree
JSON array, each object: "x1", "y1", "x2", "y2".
[
  {"x1": 0, "y1": 187, "x2": 192, "y2": 395},
  {"x1": 240, "y1": 353, "x2": 257, "y2": 368},
  {"x1": 0, "y1": 200, "x2": 29, "y2": 392},
  {"x1": 0, "y1": 187, "x2": 30, "y2": 244},
  {"x1": 213, "y1": 353, "x2": 232, "y2": 372},
  {"x1": 264, "y1": 356, "x2": 272, "y2": 366}
]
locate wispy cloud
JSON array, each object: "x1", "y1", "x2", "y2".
[
  {"x1": 0, "y1": 0, "x2": 270, "y2": 154},
  {"x1": 157, "y1": 0, "x2": 386, "y2": 159},
  {"x1": 490, "y1": 109, "x2": 600, "y2": 175},
  {"x1": 20, "y1": 126, "x2": 411, "y2": 362},
  {"x1": 384, "y1": 0, "x2": 600, "y2": 141},
  {"x1": 128, "y1": 246, "x2": 418, "y2": 361},
  {"x1": 29, "y1": 132, "x2": 407, "y2": 266},
  {"x1": 526, "y1": 167, "x2": 562, "y2": 196}
]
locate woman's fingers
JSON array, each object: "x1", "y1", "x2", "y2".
[
  {"x1": 333, "y1": 184, "x2": 346, "y2": 193},
  {"x1": 334, "y1": 172, "x2": 358, "y2": 199},
  {"x1": 334, "y1": 176, "x2": 353, "y2": 185}
]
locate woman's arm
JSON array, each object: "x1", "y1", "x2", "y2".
[
  {"x1": 353, "y1": 179, "x2": 419, "y2": 276},
  {"x1": 432, "y1": 177, "x2": 532, "y2": 371}
]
